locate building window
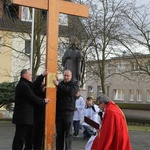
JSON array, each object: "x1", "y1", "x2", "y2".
[
  {"x1": 146, "y1": 90, "x2": 150, "y2": 102},
  {"x1": 25, "y1": 40, "x2": 31, "y2": 54},
  {"x1": 136, "y1": 89, "x2": 142, "y2": 101},
  {"x1": 59, "y1": 14, "x2": 68, "y2": 26},
  {"x1": 0, "y1": 37, "x2": 2, "y2": 53},
  {"x1": 131, "y1": 61, "x2": 143, "y2": 71},
  {"x1": 106, "y1": 64, "x2": 112, "y2": 75},
  {"x1": 58, "y1": 42, "x2": 67, "y2": 53},
  {"x1": 113, "y1": 89, "x2": 124, "y2": 100},
  {"x1": 106, "y1": 86, "x2": 109, "y2": 97},
  {"x1": 129, "y1": 89, "x2": 134, "y2": 101},
  {"x1": 97, "y1": 86, "x2": 102, "y2": 97},
  {"x1": 58, "y1": 42, "x2": 67, "y2": 59},
  {"x1": 21, "y1": 6, "x2": 32, "y2": 21},
  {"x1": 88, "y1": 86, "x2": 93, "y2": 97},
  {"x1": 145, "y1": 60, "x2": 150, "y2": 71},
  {"x1": 115, "y1": 62, "x2": 126, "y2": 73}
]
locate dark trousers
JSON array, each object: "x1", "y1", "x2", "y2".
[
  {"x1": 12, "y1": 124, "x2": 33, "y2": 150},
  {"x1": 24, "y1": 118, "x2": 45, "y2": 150},
  {"x1": 33, "y1": 118, "x2": 45, "y2": 150},
  {"x1": 24, "y1": 126, "x2": 33, "y2": 150},
  {"x1": 56, "y1": 111, "x2": 74, "y2": 150},
  {"x1": 73, "y1": 120, "x2": 80, "y2": 135},
  {"x1": 82, "y1": 125, "x2": 95, "y2": 138}
]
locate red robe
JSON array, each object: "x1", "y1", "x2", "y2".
[{"x1": 91, "y1": 101, "x2": 132, "y2": 150}]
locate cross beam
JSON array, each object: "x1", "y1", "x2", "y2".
[
  {"x1": 12, "y1": 0, "x2": 88, "y2": 150},
  {"x1": 12, "y1": 0, "x2": 88, "y2": 17}
]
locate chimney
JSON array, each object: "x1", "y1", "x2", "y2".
[{"x1": 0, "y1": 0, "x2": 4, "y2": 18}]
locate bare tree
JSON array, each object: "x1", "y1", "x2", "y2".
[
  {"x1": 116, "y1": 0, "x2": 150, "y2": 75},
  {"x1": 0, "y1": 2, "x2": 47, "y2": 78},
  {"x1": 79, "y1": 0, "x2": 132, "y2": 94},
  {"x1": 71, "y1": 0, "x2": 150, "y2": 94}
]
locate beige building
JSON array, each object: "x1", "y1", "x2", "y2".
[
  {"x1": 0, "y1": 1, "x2": 69, "y2": 83},
  {"x1": 86, "y1": 54, "x2": 150, "y2": 105},
  {"x1": 1, "y1": 1, "x2": 149, "y2": 105},
  {"x1": 0, "y1": 30, "x2": 13, "y2": 82}
]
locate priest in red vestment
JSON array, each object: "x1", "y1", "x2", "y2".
[{"x1": 91, "y1": 94, "x2": 132, "y2": 150}]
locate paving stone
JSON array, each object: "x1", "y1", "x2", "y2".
[{"x1": 0, "y1": 121, "x2": 150, "y2": 150}]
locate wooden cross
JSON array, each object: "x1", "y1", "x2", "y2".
[{"x1": 12, "y1": 0, "x2": 88, "y2": 149}]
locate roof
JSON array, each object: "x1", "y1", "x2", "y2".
[
  {"x1": 0, "y1": 18, "x2": 31, "y2": 33},
  {"x1": 0, "y1": 18, "x2": 70, "y2": 37}
]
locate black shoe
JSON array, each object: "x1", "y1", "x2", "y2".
[{"x1": 73, "y1": 133, "x2": 79, "y2": 137}]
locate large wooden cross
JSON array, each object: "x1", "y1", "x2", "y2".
[{"x1": 12, "y1": 0, "x2": 88, "y2": 149}]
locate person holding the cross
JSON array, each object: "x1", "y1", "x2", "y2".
[
  {"x1": 24, "y1": 70, "x2": 47, "y2": 150},
  {"x1": 12, "y1": 69, "x2": 50, "y2": 150},
  {"x1": 53, "y1": 69, "x2": 79, "y2": 150}
]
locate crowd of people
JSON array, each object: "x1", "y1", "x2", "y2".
[{"x1": 12, "y1": 68, "x2": 132, "y2": 150}]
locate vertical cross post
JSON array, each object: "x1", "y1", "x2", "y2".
[
  {"x1": 12, "y1": 0, "x2": 88, "y2": 149},
  {"x1": 44, "y1": 1, "x2": 59, "y2": 149}
]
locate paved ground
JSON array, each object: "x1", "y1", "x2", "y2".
[{"x1": 0, "y1": 121, "x2": 150, "y2": 150}]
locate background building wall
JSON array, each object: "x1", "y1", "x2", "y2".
[
  {"x1": 85, "y1": 57, "x2": 150, "y2": 105},
  {"x1": 0, "y1": 30, "x2": 13, "y2": 82}
]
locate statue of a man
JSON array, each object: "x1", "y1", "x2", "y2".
[{"x1": 62, "y1": 36, "x2": 83, "y2": 83}]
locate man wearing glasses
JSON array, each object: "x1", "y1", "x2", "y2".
[{"x1": 91, "y1": 94, "x2": 132, "y2": 150}]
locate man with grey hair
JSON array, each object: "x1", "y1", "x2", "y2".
[
  {"x1": 97, "y1": 94, "x2": 110, "y2": 103},
  {"x1": 91, "y1": 94, "x2": 132, "y2": 150},
  {"x1": 53, "y1": 69, "x2": 79, "y2": 150},
  {"x1": 12, "y1": 69, "x2": 50, "y2": 150}
]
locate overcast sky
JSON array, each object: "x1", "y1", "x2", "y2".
[{"x1": 127, "y1": 0, "x2": 150, "y2": 5}]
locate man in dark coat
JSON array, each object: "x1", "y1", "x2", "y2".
[
  {"x1": 53, "y1": 69, "x2": 79, "y2": 150},
  {"x1": 12, "y1": 69, "x2": 49, "y2": 150},
  {"x1": 24, "y1": 71, "x2": 47, "y2": 150},
  {"x1": 32, "y1": 73, "x2": 46, "y2": 150}
]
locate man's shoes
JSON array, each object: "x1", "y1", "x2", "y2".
[
  {"x1": 73, "y1": 133, "x2": 76, "y2": 136},
  {"x1": 83, "y1": 135, "x2": 91, "y2": 139},
  {"x1": 73, "y1": 133, "x2": 79, "y2": 137}
]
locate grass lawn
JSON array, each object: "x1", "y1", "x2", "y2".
[{"x1": 128, "y1": 124, "x2": 150, "y2": 132}]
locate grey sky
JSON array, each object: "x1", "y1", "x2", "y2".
[{"x1": 129, "y1": 0, "x2": 150, "y2": 5}]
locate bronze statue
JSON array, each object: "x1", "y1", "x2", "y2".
[{"x1": 62, "y1": 36, "x2": 83, "y2": 83}]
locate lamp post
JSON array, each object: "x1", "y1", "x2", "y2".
[{"x1": 30, "y1": 8, "x2": 35, "y2": 73}]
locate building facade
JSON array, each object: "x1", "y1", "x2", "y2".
[
  {"x1": 0, "y1": 0, "x2": 69, "y2": 82},
  {"x1": 86, "y1": 54, "x2": 150, "y2": 105}
]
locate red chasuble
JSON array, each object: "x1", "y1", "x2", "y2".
[{"x1": 91, "y1": 101, "x2": 132, "y2": 150}]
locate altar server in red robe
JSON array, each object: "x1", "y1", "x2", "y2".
[{"x1": 91, "y1": 94, "x2": 132, "y2": 150}]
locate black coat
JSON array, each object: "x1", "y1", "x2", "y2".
[
  {"x1": 32, "y1": 75, "x2": 46, "y2": 120},
  {"x1": 56, "y1": 80, "x2": 79, "y2": 112},
  {"x1": 12, "y1": 77, "x2": 45, "y2": 125},
  {"x1": 32, "y1": 74, "x2": 45, "y2": 98}
]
